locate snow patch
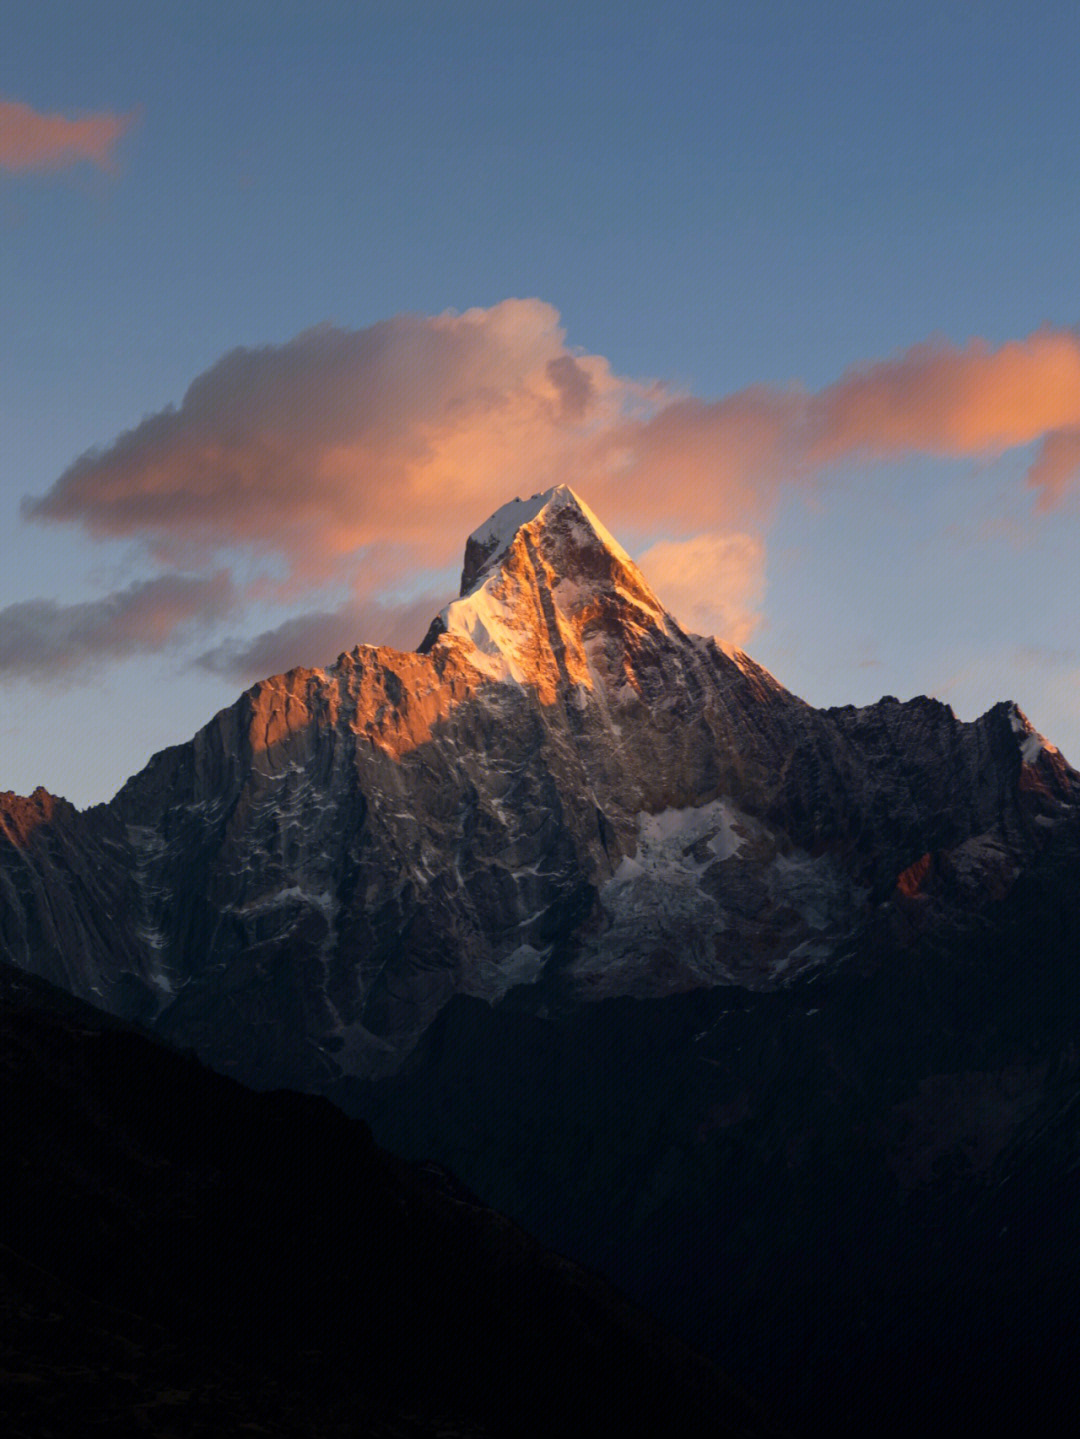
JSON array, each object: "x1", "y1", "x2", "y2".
[
  {"x1": 635, "y1": 800, "x2": 746, "y2": 862},
  {"x1": 591, "y1": 799, "x2": 752, "y2": 985},
  {"x1": 601, "y1": 799, "x2": 750, "y2": 921},
  {"x1": 1009, "y1": 704, "x2": 1047, "y2": 763}
]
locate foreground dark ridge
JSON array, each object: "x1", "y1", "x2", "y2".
[{"x1": 0, "y1": 961, "x2": 771, "y2": 1438}]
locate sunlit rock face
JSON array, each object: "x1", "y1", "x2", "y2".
[{"x1": 1, "y1": 486, "x2": 1077, "y2": 1084}]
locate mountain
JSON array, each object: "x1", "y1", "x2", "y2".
[
  {"x1": 0, "y1": 959, "x2": 768, "y2": 1438},
  {"x1": 3, "y1": 486, "x2": 1073, "y2": 1083},
  {"x1": 3, "y1": 484, "x2": 1080, "y2": 1434}
]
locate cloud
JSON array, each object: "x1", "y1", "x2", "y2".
[
  {"x1": 25, "y1": 302, "x2": 630, "y2": 572},
  {"x1": 0, "y1": 97, "x2": 136, "y2": 174},
  {"x1": 604, "y1": 327, "x2": 1080, "y2": 518},
  {"x1": 638, "y1": 532, "x2": 765, "y2": 645},
  {"x1": 1026, "y1": 427, "x2": 1080, "y2": 510},
  {"x1": 32, "y1": 309, "x2": 1080, "y2": 571},
  {"x1": 808, "y1": 329, "x2": 1080, "y2": 460},
  {"x1": 0, "y1": 573, "x2": 235, "y2": 679},
  {"x1": 20, "y1": 305, "x2": 1080, "y2": 676},
  {"x1": 197, "y1": 591, "x2": 441, "y2": 682}
]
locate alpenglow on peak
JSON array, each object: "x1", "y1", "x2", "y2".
[
  {"x1": 459, "y1": 486, "x2": 637, "y2": 593},
  {"x1": 419, "y1": 486, "x2": 676, "y2": 691}
]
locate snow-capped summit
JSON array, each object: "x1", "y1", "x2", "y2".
[
  {"x1": 420, "y1": 485, "x2": 675, "y2": 698},
  {"x1": 459, "y1": 486, "x2": 638, "y2": 591}
]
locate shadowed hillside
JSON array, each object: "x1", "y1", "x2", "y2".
[{"x1": 0, "y1": 961, "x2": 773, "y2": 1439}]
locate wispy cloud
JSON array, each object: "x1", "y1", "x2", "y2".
[
  {"x1": 0, "y1": 97, "x2": 136, "y2": 175},
  {"x1": 196, "y1": 591, "x2": 441, "y2": 682},
  {"x1": 0, "y1": 573, "x2": 235, "y2": 679}
]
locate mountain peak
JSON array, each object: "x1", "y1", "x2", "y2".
[
  {"x1": 420, "y1": 488, "x2": 674, "y2": 696},
  {"x1": 460, "y1": 486, "x2": 634, "y2": 594}
]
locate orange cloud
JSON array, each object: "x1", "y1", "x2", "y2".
[
  {"x1": 637, "y1": 532, "x2": 765, "y2": 646},
  {"x1": 807, "y1": 328, "x2": 1080, "y2": 461},
  {"x1": 602, "y1": 328, "x2": 1080, "y2": 520},
  {"x1": 0, "y1": 97, "x2": 135, "y2": 174},
  {"x1": 21, "y1": 306, "x2": 1080, "y2": 673}
]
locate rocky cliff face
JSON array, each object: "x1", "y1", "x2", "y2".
[{"x1": 1, "y1": 486, "x2": 1077, "y2": 1087}]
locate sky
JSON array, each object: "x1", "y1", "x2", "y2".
[{"x1": 2, "y1": 0, "x2": 1079, "y2": 807}]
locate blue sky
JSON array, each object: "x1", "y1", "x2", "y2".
[{"x1": 2, "y1": 1, "x2": 1079, "y2": 804}]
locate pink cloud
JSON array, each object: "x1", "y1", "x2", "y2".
[
  {"x1": 637, "y1": 532, "x2": 765, "y2": 646},
  {"x1": 0, "y1": 97, "x2": 136, "y2": 174},
  {"x1": 21, "y1": 306, "x2": 1080, "y2": 674}
]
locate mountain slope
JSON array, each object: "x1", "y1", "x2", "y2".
[
  {"x1": 0, "y1": 960, "x2": 768, "y2": 1438},
  {"x1": 347, "y1": 805, "x2": 1080, "y2": 1435}
]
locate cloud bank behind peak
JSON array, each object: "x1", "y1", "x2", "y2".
[{"x1": 18, "y1": 302, "x2": 1080, "y2": 681}]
